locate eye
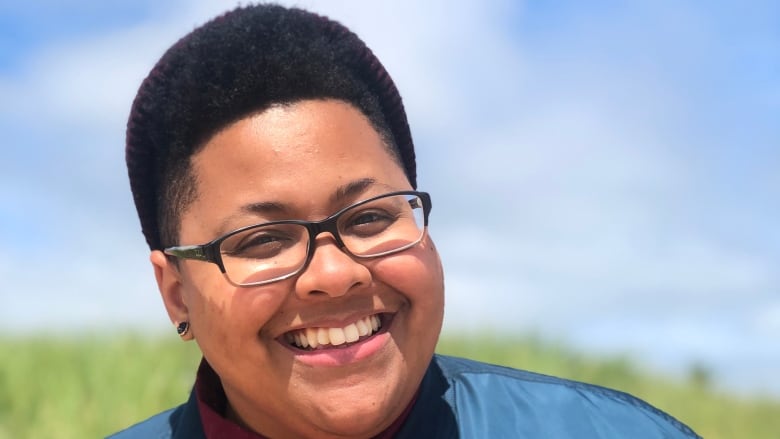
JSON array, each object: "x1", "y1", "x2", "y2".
[
  {"x1": 351, "y1": 211, "x2": 388, "y2": 225},
  {"x1": 342, "y1": 210, "x2": 397, "y2": 237},
  {"x1": 222, "y1": 228, "x2": 298, "y2": 259}
]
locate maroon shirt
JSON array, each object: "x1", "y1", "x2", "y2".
[{"x1": 195, "y1": 358, "x2": 417, "y2": 438}]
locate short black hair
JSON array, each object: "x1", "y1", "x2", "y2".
[{"x1": 126, "y1": 4, "x2": 416, "y2": 250}]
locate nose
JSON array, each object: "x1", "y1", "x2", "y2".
[{"x1": 293, "y1": 234, "x2": 371, "y2": 299}]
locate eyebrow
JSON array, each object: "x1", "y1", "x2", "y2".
[
  {"x1": 216, "y1": 201, "x2": 288, "y2": 236},
  {"x1": 330, "y1": 177, "x2": 377, "y2": 204},
  {"x1": 215, "y1": 178, "x2": 382, "y2": 235},
  {"x1": 238, "y1": 200, "x2": 288, "y2": 216}
]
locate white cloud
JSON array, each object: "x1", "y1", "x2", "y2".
[
  {"x1": 753, "y1": 302, "x2": 780, "y2": 336},
  {"x1": 0, "y1": 2, "x2": 242, "y2": 125}
]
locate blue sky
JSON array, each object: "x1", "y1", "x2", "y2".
[{"x1": 1, "y1": 1, "x2": 778, "y2": 396}]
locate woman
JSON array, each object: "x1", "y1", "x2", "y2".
[{"x1": 111, "y1": 4, "x2": 698, "y2": 438}]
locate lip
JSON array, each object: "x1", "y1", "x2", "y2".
[{"x1": 279, "y1": 313, "x2": 394, "y2": 367}]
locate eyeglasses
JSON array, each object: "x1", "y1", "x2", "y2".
[{"x1": 164, "y1": 191, "x2": 432, "y2": 287}]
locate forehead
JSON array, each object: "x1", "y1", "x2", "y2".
[
  {"x1": 193, "y1": 100, "x2": 401, "y2": 182},
  {"x1": 183, "y1": 100, "x2": 410, "y2": 232}
]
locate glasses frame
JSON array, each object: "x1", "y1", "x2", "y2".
[{"x1": 164, "y1": 190, "x2": 432, "y2": 287}]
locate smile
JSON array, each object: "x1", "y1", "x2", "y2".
[{"x1": 284, "y1": 314, "x2": 383, "y2": 350}]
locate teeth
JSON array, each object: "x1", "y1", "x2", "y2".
[
  {"x1": 287, "y1": 315, "x2": 382, "y2": 350},
  {"x1": 328, "y1": 327, "x2": 346, "y2": 346},
  {"x1": 356, "y1": 319, "x2": 369, "y2": 336},
  {"x1": 306, "y1": 328, "x2": 319, "y2": 349},
  {"x1": 344, "y1": 323, "x2": 360, "y2": 343},
  {"x1": 317, "y1": 328, "x2": 329, "y2": 346}
]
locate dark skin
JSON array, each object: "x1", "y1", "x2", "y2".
[{"x1": 151, "y1": 100, "x2": 445, "y2": 439}]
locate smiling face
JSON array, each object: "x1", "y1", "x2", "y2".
[{"x1": 150, "y1": 99, "x2": 445, "y2": 439}]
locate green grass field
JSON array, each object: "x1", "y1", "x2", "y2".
[{"x1": 1, "y1": 333, "x2": 777, "y2": 438}]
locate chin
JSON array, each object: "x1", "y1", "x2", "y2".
[
  {"x1": 291, "y1": 370, "x2": 409, "y2": 438},
  {"x1": 303, "y1": 401, "x2": 398, "y2": 439}
]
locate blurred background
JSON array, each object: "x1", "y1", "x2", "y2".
[{"x1": 1, "y1": 0, "x2": 778, "y2": 399}]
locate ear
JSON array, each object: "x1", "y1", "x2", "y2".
[{"x1": 150, "y1": 250, "x2": 192, "y2": 339}]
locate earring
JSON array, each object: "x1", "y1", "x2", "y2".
[{"x1": 176, "y1": 321, "x2": 190, "y2": 337}]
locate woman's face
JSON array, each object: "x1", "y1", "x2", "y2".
[{"x1": 152, "y1": 99, "x2": 445, "y2": 439}]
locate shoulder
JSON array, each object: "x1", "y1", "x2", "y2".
[
  {"x1": 106, "y1": 390, "x2": 204, "y2": 439},
  {"x1": 105, "y1": 408, "x2": 178, "y2": 439},
  {"x1": 432, "y1": 355, "x2": 700, "y2": 438}
]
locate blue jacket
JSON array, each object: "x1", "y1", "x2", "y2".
[{"x1": 108, "y1": 354, "x2": 699, "y2": 438}]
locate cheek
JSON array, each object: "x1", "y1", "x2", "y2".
[
  {"x1": 182, "y1": 272, "x2": 289, "y2": 340},
  {"x1": 372, "y1": 243, "x2": 445, "y2": 307}
]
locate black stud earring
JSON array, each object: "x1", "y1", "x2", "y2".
[{"x1": 176, "y1": 321, "x2": 190, "y2": 336}]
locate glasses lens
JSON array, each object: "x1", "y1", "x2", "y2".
[
  {"x1": 338, "y1": 193, "x2": 426, "y2": 257},
  {"x1": 214, "y1": 193, "x2": 427, "y2": 286},
  {"x1": 219, "y1": 223, "x2": 309, "y2": 286}
]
